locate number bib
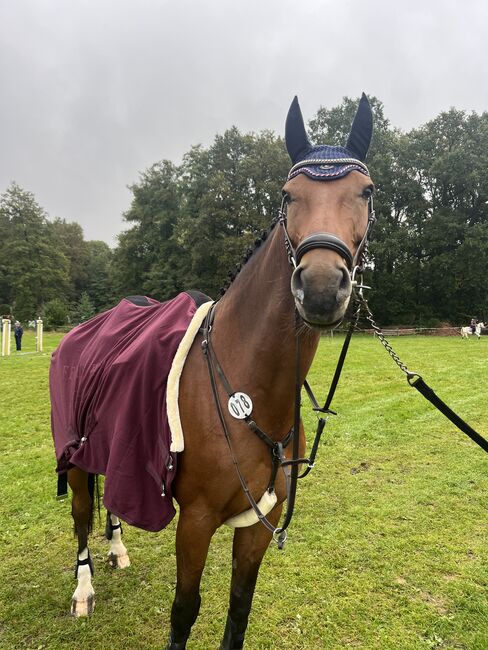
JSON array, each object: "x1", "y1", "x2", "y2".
[{"x1": 228, "y1": 392, "x2": 253, "y2": 419}]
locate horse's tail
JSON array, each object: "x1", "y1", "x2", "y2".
[
  {"x1": 71, "y1": 472, "x2": 100, "y2": 536},
  {"x1": 87, "y1": 473, "x2": 101, "y2": 534}
]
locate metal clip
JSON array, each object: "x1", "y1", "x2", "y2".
[
  {"x1": 273, "y1": 529, "x2": 287, "y2": 549},
  {"x1": 351, "y1": 268, "x2": 371, "y2": 298},
  {"x1": 272, "y1": 441, "x2": 284, "y2": 462},
  {"x1": 407, "y1": 372, "x2": 421, "y2": 386}
]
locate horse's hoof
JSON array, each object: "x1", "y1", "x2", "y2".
[
  {"x1": 108, "y1": 551, "x2": 131, "y2": 569},
  {"x1": 71, "y1": 593, "x2": 95, "y2": 617}
]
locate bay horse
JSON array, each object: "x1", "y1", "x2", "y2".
[
  {"x1": 461, "y1": 322, "x2": 484, "y2": 339},
  {"x1": 50, "y1": 94, "x2": 375, "y2": 649}
]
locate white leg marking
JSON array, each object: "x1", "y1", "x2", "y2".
[
  {"x1": 71, "y1": 547, "x2": 95, "y2": 617},
  {"x1": 108, "y1": 515, "x2": 131, "y2": 569}
]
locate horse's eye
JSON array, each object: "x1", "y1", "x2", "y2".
[
  {"x1": 282, "y1": 192, "x2": 293, "y2": 204},
  {"x1": 362, "y1": 185, "x2": 375, "y2": 200}
]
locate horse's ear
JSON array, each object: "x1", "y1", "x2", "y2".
[
  {"x1": 346, "y1": 93, "x2": 373, "y2": 162},
  {"x1": 285, "y1": 96, "x2": 312, "y2": 164}
]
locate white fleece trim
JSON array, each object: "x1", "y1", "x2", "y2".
[
  {"x1": 224, "y1": 490, "x2": 278, "y2": 528},
  {"x1": 167, "y1": 301, "x2": 213, "y2": 453}
]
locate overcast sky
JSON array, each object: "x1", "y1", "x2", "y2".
[{"x1": 2, "y1": 0, "x2": 488, "y2": 244}]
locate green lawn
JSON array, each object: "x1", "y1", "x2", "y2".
[{"x1": 0, "y1": 331, "x2": 487, "y2": 649}]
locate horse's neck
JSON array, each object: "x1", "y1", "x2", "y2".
[{"x1": 212, "y1": 225, "x2": 320, "y2": 434}]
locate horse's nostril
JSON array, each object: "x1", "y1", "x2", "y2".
[
  {"x1": 339, "y1": 265, "x2": 350, "y2": 290},
  {"x1": 291, "y1": 266, "x2": 303, "y2": 294},
  {"x1": 291, "y1": 259, "x2": 352, "y2": 326}
]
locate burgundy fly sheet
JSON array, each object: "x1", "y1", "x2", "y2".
[{"x1": 50, "y1": 291, "x2": 209, "y2": 532}]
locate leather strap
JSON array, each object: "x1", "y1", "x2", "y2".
[
  {"x1": 410, "y1": 376, "x2": 488, "y2": 453},
  {"x1": 295, "y1": 232, "x2": 353, "y2": 269}
]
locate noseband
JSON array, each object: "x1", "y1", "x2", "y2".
[{"x1": 295, "y1": 232, "x2": 354, "y2": 270}]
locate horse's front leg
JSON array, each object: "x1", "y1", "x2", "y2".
[
  {"x1": 106, "y1": 511, "x2": 131, "y2": 568},
  {"x1": 221, "y1": 503, "x2": 283, "y2": 650},
  {"x1": 166, "y1": 507, "x2": 216, "y2": 650}
]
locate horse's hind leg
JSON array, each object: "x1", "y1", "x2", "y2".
[
  {"x1": 106, "y1": 511, "x2": 131, "y2": 569},
  {"x1": 220, "y1": 505, "x2": 282, "y2": 650},
  {"x1": 68, "y1": 467, "x2": 95, "y2": 617}
]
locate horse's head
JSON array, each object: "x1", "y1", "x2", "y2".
[{"x1": 282, "y1": 94, "x2": 374, "y2": 329}]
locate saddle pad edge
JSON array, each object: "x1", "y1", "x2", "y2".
[{"x1": 167, "y1": 300, "x2": 213, "y2": 452}]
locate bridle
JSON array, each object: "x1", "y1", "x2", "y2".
[
  {"x1": 203, "y1": 158, "x2": 488, "y2": 551},
  {"x1": 201, "y1": 160, "x2": 378, "y2": 548},
  {"x1": 278, "y1": 162, "x2": 376, "y2": 277}
]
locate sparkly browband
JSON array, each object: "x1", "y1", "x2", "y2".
[{"x1": 287, "y1": 157, "x2": 370, "y2": 182}]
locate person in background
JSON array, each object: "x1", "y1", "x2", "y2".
[
  {"x1": 14, "y1": 320, "x2": 23, "y2": 351},
  {"x1": 470, "y1": 317, "x2": 478, "y2": 334}
]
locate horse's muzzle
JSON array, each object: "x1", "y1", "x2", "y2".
[{"x1": 291, "y1": 255, "x2": 352, "y2": 328}]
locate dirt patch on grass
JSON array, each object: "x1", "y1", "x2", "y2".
[
  {"x1": 350, "y1": 461, "x2": 370, "y2": 474},
  {"x1": 418, "y1": 590, "x2": 449, "y2": 615}
]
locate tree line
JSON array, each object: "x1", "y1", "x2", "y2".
[
  {"x1": 1, "y1": 96, "x2": 487, "y2": 328},
  {"x1": 0, "y1": 183, "x2": 113, "y2": 327}
]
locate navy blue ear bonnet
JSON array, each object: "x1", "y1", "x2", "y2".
[
  {"x1": 287, "y1": 145, "x2": 370, "y2": 182},
  {"x1": 285, "y1": 94, "x2": 373, "y2": 182}
]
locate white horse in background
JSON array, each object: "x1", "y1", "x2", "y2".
[{"x1": 461, "y1": 322, "x2": 484, "y2": 339}]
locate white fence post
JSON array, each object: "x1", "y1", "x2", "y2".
[
  {"x1": 36, "y1": 318, "x2": 43, "y2": 352},
  {"x1": 2, "y1": 318, "x2": 11, "y2": 356}
]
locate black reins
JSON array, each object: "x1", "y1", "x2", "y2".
[{"x1": 357, "y1": 295, "x2": 488, "y2": 454}]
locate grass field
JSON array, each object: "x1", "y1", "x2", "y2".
[{"x1": 0, "y1": 330, "x2": 487, "y2": 649}]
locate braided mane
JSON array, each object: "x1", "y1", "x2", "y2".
[{"x1": 218, "y1": 213, "x2": 281, "y2": 297}]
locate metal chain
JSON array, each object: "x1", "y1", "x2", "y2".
[{"x1": 355, "y1": 292, "x2": 419, "y2": 381}]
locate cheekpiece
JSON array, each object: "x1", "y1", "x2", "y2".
[{"x1": 287, "y1": 145, "x2": 370, "y2": 182}]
